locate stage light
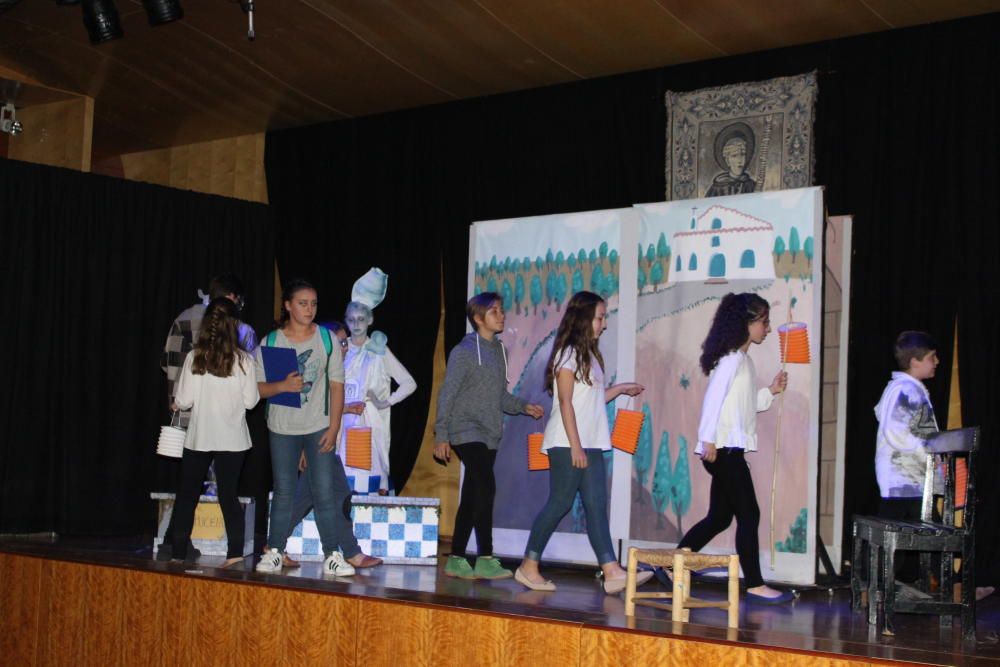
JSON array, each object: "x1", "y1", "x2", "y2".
[
  {"x1": 142, "y1": 0, "x2": 182, "y2": 26},
  {"x1": 0, "y1": 103, "x2": 23, "y2": 136},
  {"x1": 82, "y1": 0, "x2": 124, "y2": 44}
]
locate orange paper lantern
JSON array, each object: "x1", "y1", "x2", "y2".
[
  {"x1": 346, "y1": 427, "x2": 372, "y2": 470},
  {"x1": 778, "y1": 322, "x2": 811, "y2": 364},
  {"x1": 527, "y1": 433, "x2": 549, "y2": 471},
  {"x1": 611, "y1": 408, "x2": 645, "y2": 454}
]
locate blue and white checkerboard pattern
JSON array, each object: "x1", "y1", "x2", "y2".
[
  {"x1": 346, "y1": 473, "x2": 381, "y2": 494},
  {"x1": 279, "y1": 495, "x2": 439, "y2": 565}
]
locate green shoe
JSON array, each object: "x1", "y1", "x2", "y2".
[
  {"x1": 445, "y1": 555, "x2": 476, "y2": 579},
  {"x1": 474, "y1": 556, "x2": 514, "y2": 580}
]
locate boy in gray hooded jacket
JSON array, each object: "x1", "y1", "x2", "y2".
[{"x1": 434, "y1": 292, "x2": 543, "y2": 579}]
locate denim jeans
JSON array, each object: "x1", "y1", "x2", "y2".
[
  {"x1": 267, "y1": 429, "x2": 359, "y2": 558},
  {"x1": 524, "y1": 448, "x2": 616, "y2": 565},
  {"x1": 287, "y1": 474, "x2": 359, "y2": 553}
]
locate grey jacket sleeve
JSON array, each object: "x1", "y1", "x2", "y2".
[
  {"x1": 501, "y1": 390, "x2": 528, "y2": 415},
  {"x1": 434, "y1": 345, "x2": 472, "y2": 443}
]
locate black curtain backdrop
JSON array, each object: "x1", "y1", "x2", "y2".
[
  {"x1": 265, "y1": 14, "x2": 998, "y2": 580},
  {"x1": 0, "y1": 158, "x2": 274, "y2": 536}
]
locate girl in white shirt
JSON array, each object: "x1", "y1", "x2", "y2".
[
  {"x1": 171, "y1": 297, "x2": 260, "y2": 567},
  {"x1": 674, "y1": 292, "x2": 790, "y2": 603},
  {"x1": 516, "y1": 291, "x2": 648, "y2": 594}
]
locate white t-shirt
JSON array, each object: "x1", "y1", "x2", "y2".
[
  {"x1": 255, "y1": 327, "x2": 346, "y2": 435},
  {"x1": 174, "y1": 352, "x2": 259, "y2": 452},
  {"x1": 542, "y1": 347, "x2": 611, "y2": 452},
  {"x1": 695, "y1": 350, "x2": 774, "y2": 455}
]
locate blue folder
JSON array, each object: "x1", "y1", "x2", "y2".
[{"x1": 260, "y1": 346, "x2": 301, "y2": 408}]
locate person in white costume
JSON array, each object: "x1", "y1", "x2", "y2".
[{"x1": 339, "y1": 267, "x2": 416, "y2": 494}]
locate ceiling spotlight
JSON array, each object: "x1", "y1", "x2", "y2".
[
  {"x1": 1, "y1": 103, "x2": 23, "y2": 136},
  {"x1": 142, "y1": 0, "x2": 182, "y2": 26},
  {"x1": 82, "y1": 0, "x2": 124, "y2": 44}
]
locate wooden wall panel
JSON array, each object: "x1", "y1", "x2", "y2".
[
  {"x1": 35, "y1": 559, "x2": 86, "y2": 666},
  {"x1": 0, "y1": 554, "x2": 43, "y2": 664},
  {"x1": 121, "y1": 571, "x2": 171, "y2": 667},
  {"x1": 6, "y1": 97, "x2": 94, "y2": 172},
  {"x1": 580, "y1": 627, "x2": 873, "y2": 667},
  {"x1": 282, "y1": 588, "x2": 358, "y2": 666},
  {"x1": 82, "y1": 564, "x2": 126, "y2": 666},
  {"x1": 117, "y1": 133, "x2": 268, "y2": 204},
  {"x1": 357, "y1": 599, "x2": 580, "y2": 667},
  {"x1": 1, "y1": 553, "x2": 922, "y2": 667}
]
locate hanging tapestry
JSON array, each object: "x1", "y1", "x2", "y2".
[{"x1": 665, "y1": 72, "x2": 817, "y2": 201}]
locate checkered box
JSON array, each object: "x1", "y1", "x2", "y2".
[{"x1": 276, "y1": 494, "x2": 440, "y2": 565}]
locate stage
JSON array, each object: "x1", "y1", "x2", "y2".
[{"x1": 1, "y1": 536, "x2": 997, "y2": 666}]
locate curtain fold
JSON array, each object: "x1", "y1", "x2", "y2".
[{"x1": 0, "y1": 158, "x2": 273, "y2": 535}]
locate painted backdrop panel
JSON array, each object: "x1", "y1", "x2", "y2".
[
  {"x1": 629, "y1": 188, "x2": 822, "y2": 584},
  {"x1": 469, "y1": 210, "x2": 626, "y2": 563}
]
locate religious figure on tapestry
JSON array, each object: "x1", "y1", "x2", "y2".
[{"x1": 665, "y1": 72, "x2": 817, "y2": 201}]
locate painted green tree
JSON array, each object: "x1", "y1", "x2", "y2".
[
  {"x1": 545, "y1": 270, "x2": 557, "y2": 306},
  {"x1": 650, "y1": 260, "x2": 664, "y2": 289},
  {"x1": 487, "y1": 276, "x2": 497, "y2": 293},
  {"x1": 774, "y1": 236, "x2": 786, "y2": 259},
  {"x1": 775, "y1": 508, "x2": 808, "y2": 553},
  {"x1": 633, "y1": 402, "x2": 654, "y2": 503},
  {"x1": 577, "y1": 249, "x2": 587, "y2": 265},
  {"x1": 489, "y1": 255, "x2": 497, "y2": 272},
  {"x1": 567, "y1": 253, "x2": 577, "y2": 269},
  {"x1": 608, "y1": 248, "x2": 618, "y2": 268},
  {"x1": 670, "y1": 435, "x2": 692, "y2": 535},
  {"x1": 514, "y1": 274, "x2": 525, "y2": 314},
  {"x1": 591, "y1": 264, "x2": 605, "y2": 296},
  {"x1": 572, "y1": 268, "x2": 584, "y2": 294},
  {"x1": 503, "y1": 257, "x2": 511, "y2": 273},
  {"x1": 599, "y1": 241, "x2": 609, "y2": 259},
  {"x1": 803, "y1": 236, "x2": 814, "y2": 265},
  {"x1": 651, "y1": 432, "x2": 673, "y2": 529},
  {"x1": 501, "y1": 280, "x2": 513, "y2": 311},
  {"x1": 555, "y1": 273, "x2": 568, "y2": 308},
  {"x1": 657, "y1": 232, "x2": 670, "y2": 259},
  {"x1": 555, "y1": 250, "x2": 564, "y2": 269},
  {"x1": 588, "y1": 249, "x2": 597, "y2": 264},
  {"x1": 545, "y1": 249, "x2": 554, "y2": 266},
  {"x1": 789, "y1": 226, "x2": 801, "y2": 260},
  {"x1": 645, "y1": 244, "x2": 656, "y2": 265},
  {"x1": 637, "y1": 266, "x2": 647, "y2": 291},
  {"x1": 603, "y1": 271, "x2": 617, "y2": 298},
  {"x1": 529, "y1": 275, "x2": 543, "y2": 314},
  {"x1": 535, "y1": 256, "x2": 544, "y2": 271}
]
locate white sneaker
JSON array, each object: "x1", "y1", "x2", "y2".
[
  {"x1": 256, "y1": 548, "x2": 283, "y2": 573},
  {"x1": 323, "y1": 551, "x2": 356, "y2": 577}
]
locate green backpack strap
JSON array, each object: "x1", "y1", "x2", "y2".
[
  {"x1": 318, "y1": 325, "x2": 333, "y2": 417},
  {"x1": 265, "y1": 329, "x2": 278, "y2": 347}
]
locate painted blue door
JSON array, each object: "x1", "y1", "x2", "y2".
[{"x1": 709, "y1": 253, "x2": 726, "y2": 278}]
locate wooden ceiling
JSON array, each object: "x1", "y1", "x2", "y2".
[{"x1": 1, "y1": 0, "x2": 998, "y2": 158}]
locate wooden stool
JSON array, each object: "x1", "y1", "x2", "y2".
[{"x1": 624, "y1": 547, "x2": 739, "y2": 628}]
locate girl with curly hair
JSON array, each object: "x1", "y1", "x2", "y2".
[
  {"x1": 515, "y1": 291, "x2": 649, "y2": 593},
  {"x1": 673, "y1": 292, "x2": 791, "y2": 603},
  {"x1": 171, "y1": 297, "x2": 260, "y2": 568}
]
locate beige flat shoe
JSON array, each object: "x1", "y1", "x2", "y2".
[
  {"x1": 604, "y1": 570, "x2": 652, "y2": 595},
  {"x1": 515, "y1": 567, "x2": 556, "y2": 592}
]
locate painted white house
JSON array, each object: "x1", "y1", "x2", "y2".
[{"x1": 667, "y1": 205, "x2": 775, "y2": 285}]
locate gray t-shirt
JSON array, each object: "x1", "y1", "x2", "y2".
[{"x1": 255, "y1": 327, "x2": 345, "y2": 435}]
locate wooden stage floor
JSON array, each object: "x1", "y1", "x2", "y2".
[{"x1": 1, "y1": 536, "x2": 998, "y2": 666}]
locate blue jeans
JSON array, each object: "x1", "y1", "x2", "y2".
[
  {"x1": 524, "y1": 448, "x2": 616, "y2": 565},
  {"x1": 267, "y1": 429, "x2": 359, "y2": 558}
]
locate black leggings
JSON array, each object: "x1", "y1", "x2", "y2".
[
  {"x1": 677, "y1": 449, "x2": 764, "y2": 588},
  {"x1": 451, "y1": 442, "x2": 497, "y2": 558},
  {"x1": 171, "y1": 449, "x2": 247, "y2": 560}
]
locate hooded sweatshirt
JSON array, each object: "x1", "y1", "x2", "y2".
[
  {"x1": 434, "y1": 332, "x2": 528, "y2": 449},
  {"x1": 874, "y1": 371, "x2": 939, "y2": 498}
]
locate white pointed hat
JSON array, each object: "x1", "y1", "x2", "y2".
[{"x1": 351, "y1": 267, "x2": 388, "y2": 309}]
